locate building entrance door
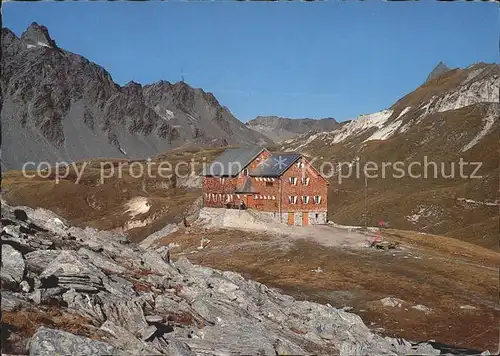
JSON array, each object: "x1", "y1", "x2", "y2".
[{"x1": 302, "y1": 212, "x2": 309, "y2": 226}]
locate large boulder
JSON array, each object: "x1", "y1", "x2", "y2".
[
  {"x1": 39, "y1": 251, "x2": 106, "y2": 292},
  {"x1": 25, "y1": 250, "x2": 61, "y2": 274},
  {"x1": 1, "y1": 244, "x2": 25, "y2": 286},
  {"x1": 29, "y1": 327, "x2": 119, "y2": 356},
  {"x1": 1, "y1": 291, "x2": 29, "y2": 311}
]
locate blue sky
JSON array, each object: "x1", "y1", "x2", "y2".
[{"x1": 3, "y1": 1, "x2": 498, "y2": 122}]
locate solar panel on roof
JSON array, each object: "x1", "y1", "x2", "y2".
[{"x1": 248, "y1": 153, "x2": 301, "y2": 177}]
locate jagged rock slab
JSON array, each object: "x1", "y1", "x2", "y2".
[
  {"x1": 29, "y1": 327, "x2": 120, "y2": 356},
  {"x1": 25, "y1": 250, "x2": 61, "y2": 274},
  {"x1": 1, "y1": 244, "x2": 25, "y2": 285},
  {"x1": 98, "y1": 320, "x2": 160, "y2": 354},
  {"x1": 39, "y1": 251, "x2": 106, "y2": 292},
  {"x1": 1, "y1": 291, "x2": 29, "y2": 311}
]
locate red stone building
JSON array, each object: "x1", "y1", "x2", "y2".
[{"x1": 202, "y1": 147, "x2": 328, "y2": 225}]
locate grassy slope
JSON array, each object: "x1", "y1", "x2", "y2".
[
  {"x1": 2, "y1": 147, "x2": 224, "y2": 242},
  {"x1": 321, "y1": 104, "x2": 499, "y2": 250}
]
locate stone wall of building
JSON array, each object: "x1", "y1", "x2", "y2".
[{"x1": 249, "y1": 210, "x2": 327, "y2": 226}]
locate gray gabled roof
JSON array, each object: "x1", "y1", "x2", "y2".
[
  {"x1": 202, "y1": 147, "x2": 265, "y2": 176},
  {"x1": 248, "y1": 152, "x2": 301, "y2": 177}
]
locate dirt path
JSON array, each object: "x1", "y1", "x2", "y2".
[{"x1": 196, "y1": 207, "x2": 369, "y2": 248}]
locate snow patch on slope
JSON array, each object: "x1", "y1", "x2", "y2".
[
  {"x1": 457, "y1": 197, "x2": 500, "y2": 207},
  {"x1": 364, "y1": 107, "x2": 413, "y2": 142},
  {"x1": 398, "y1": 121, "x2": 413, "y2": 134},
  {"x1": 395, "y1": 107, "x2": 411, "y2": 121},
  {"x1": 124, "y1": 197, "x2": 150, "y2": 218},
  {"x1": 435, "y1": 76, "x2": 499, "y2": 113},
  {"x1": 330, "y1": 110, "x2": 393, "y2": 144},
  {"x1": 165, "y1": 109, "x2": 174, "y2": 119},
  {"x1": 154, "y1": 106, "x2": 175, "y2": 121},
  {"x1": 462, "y1": 67, "x2": 485, "y2": 85},
  {"x1": 26, "y1": 41, "x2": 52, "y2": 49},
  {"x1": 461, "y1": 114, "x2": 495, "y2": 152},
  {"x1": 406, "y1": 205, "x2": 443, "y2": 224},
  {"x1": 283, "y1": 110, "x2": 394, "y2": 149},
  {"x1": 419, "y1": 76, "x2": 499, "y2": 117},
  {"x1": 365, "y1": 120, "x2": 403, "y2": 142},
  {"x1": 293, "y1": 132, "x2": 324, "y2": 151},
  {"x1": 37, "y1": 41, "x2": 52, "y2": 48}
]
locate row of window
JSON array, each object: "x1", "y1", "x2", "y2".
[
  {"x1": 217, "y1": 177, "x2": 310, "y2": 185},
  {"x1": 254, "y1": 195, "x2": 276, "y2": 200},
  {"x1": 289, "y1": 177, "x2": 310, "y2": 186},
  {"x1": 288, "y1": 195, "x2": 322, "y2": 204},
  {"x1": 205, "y1": 193, "x2": 233, "y2": 203},
  {"x1": 204, "y1": 193, "x2": 322, "y2": 204}
]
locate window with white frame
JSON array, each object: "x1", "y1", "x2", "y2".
[
  {"x1": 301, "y1": 177, "x2": 310, "y2": 186},
  {"x1": 219, "y1": 177, "x2": 225, "y2": 184},
  {"x1": 289, "y1": 177, "x2": 297, "y2": 185},
  {"x1": 288, "y1": 196, "x2": 298, "y2": 204},
  {"x1": 313, "y1": 195, "x2": 322, "y2": 204},
  {"x1": 301, "y1": 195, "x2": 309, "y2": 204}
]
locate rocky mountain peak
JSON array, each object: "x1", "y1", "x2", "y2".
[
  {"x1": 154, "y1": 80, "x2": 172, "y2": 88},
  {"x1": 122, "y1": 81, "x2": 143, "y2": 96},
  {"x1": 425, "y1": 61, "x2": 452, "y2": 83},
  {"x1": 1, "y1": 28, "x2": 22, "y2": 52},
  {"x1": 2, "y1": 27, "x2": 18, "y2": 41},
  {"x1": 1, "y1": 22, "x2": 271, "y2": 169},
  {"x1": 171, "y1": 80, "x2": 197, "y2": 94},
  {"x1": 124, "y1": 80, "x2": 141, "y2": 87},
  {"x1": 20, "y1": 22, "x2": 58, "y2": 49}
]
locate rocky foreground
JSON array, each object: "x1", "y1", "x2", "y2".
[{"x1": 0, "y1": 200, "x2": 440, "y2": 355}]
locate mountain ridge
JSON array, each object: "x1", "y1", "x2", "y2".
[
  {"x1": 246, "y1": 116, "x2": 341, "y2": 143},
  {"x1": 1, "y1": 23, "x2": 271, "y2": 170}
]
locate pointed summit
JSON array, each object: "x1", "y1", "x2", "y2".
[
  {"x1": 425, "y1": 61, "x2": 451, "y2": 83},
  {"x1": 20, "y1": 22, "x2": 58, "y2": 49}
]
